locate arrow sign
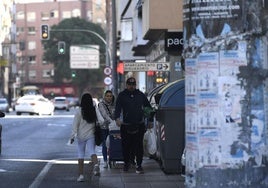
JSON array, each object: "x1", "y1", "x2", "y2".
[{"x1": 124, "y1": 62, "x2": 170, "y2": 72}]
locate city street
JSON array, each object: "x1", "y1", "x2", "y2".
[
  {"x1": 0, "y1": 109, "x2": 184, "y2": 188},
  {"x1": 0, "y1": 109, "x2": 80, "y2": 187}
]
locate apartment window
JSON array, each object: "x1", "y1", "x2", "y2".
[
  {"x1": 28, "y1": 27, "x2": 35, "y2": 35},
  {"x1": 29, "y1": 70, "x2": 36, "y2": 78},
  {"x1": 28, "y1": 41, "x2": 36, "y2": 50},
  {"x1": 28, "y1": 56, "x2": 36, "y2": 64},
  {"x1": 42, "y1": 70, "x2": 51, "y2": 78},
  {"x1": 72, "y1": 9, "x2": 81, "y2": 17},
  {"x1": 17, "y1": 57, "x2": 24, "y2": 64},
  {"x1": 18, "y1": 70, "x2": 25, "y2": 77},
  {"x1": 27, "y1": 12, "x2": 36, "y2": 22},
  {"x1": 87, "y1": 11, "x2": 92, "y2": 21},
  {"x1": 97, "y1": 18, "x2": 103, "y2": 24},
  {"x1": 17, "y1": 11, "x2": 24, "y2": 20},
  {"x1": 121, "y1": 19, "x2": 132, "y2": 41},
  {"x1": 95, "y1": 0, "x2": 102, "y2": 8},
  {"x1": 17, "y1": 27, "x2": 24, "y2": 33},
  {"x1": 42, "y1": 56, "x2": 48, "y2": 64},
  {"x1": 50, "y1": 10, "x2": 58, "y2": 18},
  {"x1": 62, "y1": 11, "x2": 71, "y2": 19},
  {"x1": 41, "y1": 12, "x2": 49, "y2": 20}
]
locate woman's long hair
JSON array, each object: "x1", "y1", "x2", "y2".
[{"x1": 80, "y1": 93, "x2": 97, "y2": 123}]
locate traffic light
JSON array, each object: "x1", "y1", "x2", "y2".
[
  {"x1": 41, "y1": 24, "x2": 49, "y2": 40},
  {"x1": 156, "y1": 77, "x2": 163, "y2": 83},
  {"x1": 71, "y1": 71, "x2": 76, "y2": 78},
  {"x1": 58, "y1": 41, "x2": 66, "y2": 54}
]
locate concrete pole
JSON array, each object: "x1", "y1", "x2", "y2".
[
  {"x1": 111, "y1": 0, "x2": 118, "y2": 96},
  {"x1": 0, "y1": 124, "x2": 2, "y2": 155},
  {"x1": 183, "y1": 0, "x2": 268, "y2": 187}
]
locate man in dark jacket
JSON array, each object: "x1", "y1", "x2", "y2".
[{"x1": 114, "y1": 77, "x2": 152, "y2": 174}]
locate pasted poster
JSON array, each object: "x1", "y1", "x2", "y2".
[
  {"x1": 198, "y1": 129, "x2": 221, "y2": 168},
  {"x1": 197, "y1": 52, "x2": 219, "y2": 129},
  {"x1": 185, "y1": 58, "x2": 199, "y2": 186},
  {"x1": 218, "y1": 76, "x2": 245, "y2": 166},
  {"x1": 185, "y1": 58, "x2": 198, "y2": 133},
  {"x1": 197, "y1": 52, "x2": 218, "y2": 94},
  {"x1": 220, "y1": 49, "x2": 247, "y2": 76},
  {"x1": 218, "y1": 50, "x2": 247, "y2": 166},
  {"x1": 183, "y1": 0, "x2": 243, "y2": 40}
]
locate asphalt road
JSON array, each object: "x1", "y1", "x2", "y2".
[{"x1": 0, "y1": 108, "x2": 103, "y2": 188}]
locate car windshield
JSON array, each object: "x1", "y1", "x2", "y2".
[
  {"x1": 55, "y1": 99, "x2": 66, "y2": 102},
  {"x1": 0, "y1": 100, "x2": 7, "y2": 103}
]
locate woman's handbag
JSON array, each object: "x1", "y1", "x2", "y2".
[
  {"x1": 94, "y1": 123, "x2": 102, "y2": 146},
  {"x1": 94, "y1": 107, "x2": 104, "y2": 146}
]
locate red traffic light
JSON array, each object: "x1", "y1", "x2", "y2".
[{"x1": 117, "y1": 61, "x2": 124, "y2": 74}]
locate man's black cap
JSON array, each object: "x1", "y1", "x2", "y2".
[{"x1": 126, "y1": 77, "x2": 136, "y2": 85}]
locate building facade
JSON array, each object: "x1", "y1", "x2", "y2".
[
  {"x1": 0, "y1": 0, "x2": 16, "y2": 99},
  {"x1": 116, "y1": 0, "x2": 184, "y2": 92},
  {"x1": 14, "y1": 0, "x2": 106, "y2": 98}
]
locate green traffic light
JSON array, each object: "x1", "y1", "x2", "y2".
[
  {"x1": 72, "y1": 72, "x2": 76, "y2": 78},
  {"x1": 58, "y1": 41, "x2": 65, "y2": 54}
]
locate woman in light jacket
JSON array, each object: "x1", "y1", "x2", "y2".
[
  {"x1": 98, "y1": 90, "x2": 115, "y2": 168},
  {"x1": 70, "y1": 93, "x2": 104, "y2": 182}
]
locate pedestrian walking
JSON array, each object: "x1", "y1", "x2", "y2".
[
  {"x1": 98, "y1": 90, "x2": 115, "y2": 168},
  {"x1": 69, "y1": 93, "x2": 104, "y2": 182},
  {"x1": 114, "y1": 77, "x2": 153, "y2": 174}
]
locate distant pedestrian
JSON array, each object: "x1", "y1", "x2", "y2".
[
  {"x1": 70, "y1": 93, "x2": 104, "y2": 182},
  {"x1": 98, "y1": 90, "x2": 115, "y2": 168},
  {"x1": 114, "y1": 77, "x2": 153, "y2": 174}
]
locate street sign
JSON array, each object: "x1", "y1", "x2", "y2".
[
  {"x1": 103, "y1": 67, "x2": 112, "y2": 75},
  {"x1": 124, "y1": 62, "x2": 170, "y2": 72},
  {"x1": 0, "y1": 59, "x2": 8, "y2": 66},
  {"x1": 70, "y1": 45, "x2": 99, "y2": 69},
  {"x1": 104, "y1": 76, "x2": 112, "y2": 85}
]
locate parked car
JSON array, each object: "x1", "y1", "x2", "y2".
[
  {"x1": 53, "y1": 96, "x2": 70, "y2": 111},
  {"x1": 66, "y1": 97, "x2": 79, "y2": 108},
  {"x1": 15, "y1": 95, "x2": 54, "y2": 115},
  {"x1": 0, "y1": 98, "x2": 9, "y2": 113}
]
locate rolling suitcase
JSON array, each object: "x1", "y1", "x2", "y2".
[{"x1": 108, "y1": 130, "x2": 123, "y2": 168}]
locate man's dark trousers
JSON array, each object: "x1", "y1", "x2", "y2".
[{"x1": 120, "y1": 123, "x2": 145, "y2": 167}]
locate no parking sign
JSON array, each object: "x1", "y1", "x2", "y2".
[{"x1": 104, "y1": 67, "x2": 112, "y2": 75}]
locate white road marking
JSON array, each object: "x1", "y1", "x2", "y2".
[
  {"x1": 29, "y1": 159, "x2": 55, "y2": 188},
  {"x1": 47, "y1": 123, "x2": 66, "y2": 127}
]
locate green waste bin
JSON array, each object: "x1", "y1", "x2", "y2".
[{"x1": 155, "y1": 79, "x2": 185, "y2": 174}]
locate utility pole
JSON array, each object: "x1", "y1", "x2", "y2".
[
  {"x1": 111, "y1": 0, "x2": 118, "y2": 96},
  {"x1": 183, "y1": 1, "x2": 268, "y2": 187}
]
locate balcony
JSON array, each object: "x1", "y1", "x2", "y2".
[{"x1": 142, "y1": 0, "x2": 183, "y2": 41}]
